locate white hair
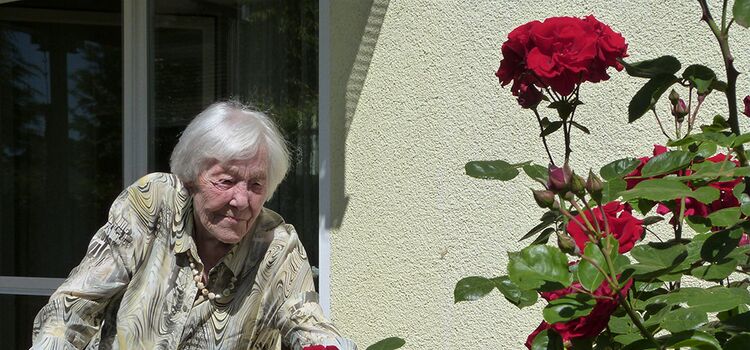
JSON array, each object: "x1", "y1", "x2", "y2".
[{"x1": 170, "y1": 101, "x2": 290, "y2": 201}]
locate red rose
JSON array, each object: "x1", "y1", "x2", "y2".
[
  {"x1": 524, "y1": 277, "x2": 632, "y2": 347},
  {"x1": 496, "y1": 21, "x2": 541, "y2": 88},
  {"x1": 525, "y1": 321, "x2": 551, "y2": 349},
  {"x1": 496, "y1": 16, "x2": 627, "y2": 98},
  {"x1": 625, "y1": 145, "x2": 668, "y2": 189},
  {"x1": 743, "y1": 95, "x2": 750, "y2": 117},
  {"x1": 583, "y1": 15, "x2": 628, "y2": 83},
  {"x1": 566, "y1": 201, "x2": 644, "y2": 253},
  {"x1": 526, "y1": 17, "x2": 598, "y2": 95}
]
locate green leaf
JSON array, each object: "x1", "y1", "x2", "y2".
[
  {"x1": 454, "y1": 276, "x2": 495, "y2": 303},
  {"x1": 531, "y1": 329, "x2": 564, "y2": 350},
  {"x1": 696, "y1": 141, "x2": 718, "y2": 158},
  {"x1": 620, "y1": 178, "x2": 718, "y2": 204},
  {"x1": 626, "y1": 242, "x2": 688, "y2": 279},
  {"x1": 620, "y1": 56, "x2": 681, "y2": 78},
  {"x1": 508, "y1": 245, "x2": 573, "y2": 290},
  {"x1": 734, "y1": 0, "x2": 750, "y2": 28},
  {"x1": 519, "y1": 211, "x2": 559, "y2": 241},
  {"x1": 661, "y1": 330, "x2": 720, "y2": 350},
  {"x1": 691, "y1": 131, "x2": 736, "y2": 148},
  {"x1": 524, "y1": 164, "x2": 549, "y2": 185},
  {"x1": 465, "y1": 160, "x2": 519, "y2": 180},
  {"x1": 577, "y1": 242, "x2": 607, "y2": 292},
  {"x1": 600, "y1": 157, "x2": 641, "y2": 180},
  {"x1": 682, "y1": 64, "x2": 717, "y2": 95},
  {"x1": 689, "y1": 186, "x2": 721, "y2": 204},
  {"x1": 602, "y1": 178, "x2": 627, "y2": 203},
  {"x1": 701, "y1": 227, "x2": 744, "y2": 262},
  {"x1": 724, "y1": 333, "x2": 750, "y2": 350},
  {"x1": 686, "y1": 216, "x2": 712, "y2": 234},
  {"x1": 541, "y1": 121, "x2": 563, "y2": 137},
  {"x1": 366, "y1": 337, "x2": 406, "y2": 350},
  {"x1": 493, "y1": 276, "x2": 539, "y2": 308},
  {"x1": 707, "y1": 207, "x2": 742, "y2": 227},
  {"x1": 733, "y1": 132, "x2": 750, "y2": 147},
  {"x1": 691, "y1": 258, "x2": 739, "y2": 281},
  {"x1": 641, "y1": 150, "x2": 692, "y2": 177},
  {"x1": 543, "y1": 293, "x2": 596, "y2": 324},
  {"x1": 620, "y1": 178, "x2": 691, "y2": 202},
  {"x1": 740, "y1": 193, "x2": 750, "y2": 216},
  {"x1": 531, "y1": 227, "x2": 555, "y2": 245},
  {"x1": 701, "y1": 115, "x2": 730, "y2": 133},
  {"x1": 571, "y1": 121, "x2": 590, "y2": 134},
  {"x1": 628, "y1": 74, "x2": 678, "y2": 123},
  {"x1": 661, "y1": 307, "x2": 709, "y2": 333},
  {"x1": 645, "y1": 287, "x2": 750, "y2": 313}
]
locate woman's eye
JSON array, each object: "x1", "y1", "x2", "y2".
[
  {"x1": 213, "y1": 179, "x2": 234, "y2": 189},
  {"x1": 250, "y1": 182, "x2": 264, "y2": 192}
]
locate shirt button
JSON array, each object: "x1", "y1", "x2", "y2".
[{"x1": 182, "y1": 306, "x2": 189, "y2": 312}]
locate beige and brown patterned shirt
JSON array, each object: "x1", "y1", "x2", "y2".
[{"x1": 31, "y1": 173, "x2": 355, "y2": 350}]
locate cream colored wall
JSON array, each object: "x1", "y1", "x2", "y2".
[{"x1": 325, "y1": 1, "x2": 750, "y2": 348}]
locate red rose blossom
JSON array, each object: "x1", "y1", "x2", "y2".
[
  {"x1": 497, "y1": 16, "x2": 627, "y2": 99},
  {"x1": 525, "y1": 278, "x2": 633, "y2": 348},
  {"x1": 566, "y1": 201, "x2": 644, "y2": 253}
]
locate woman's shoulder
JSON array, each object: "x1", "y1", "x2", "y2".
[{"x1": 118, "y1": 172, "x2": 190, "y2": 214}]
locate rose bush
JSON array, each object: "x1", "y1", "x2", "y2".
[{"x1": 456, "y1": 2, "x2": 750, "y2": 349}]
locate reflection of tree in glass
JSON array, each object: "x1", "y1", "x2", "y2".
[
  {"x1": 237, "y1": 0, "x2": 319, "y2": 265},
  {"x1": 67, "y1": 39, "x2": 123, "y2": 220}
]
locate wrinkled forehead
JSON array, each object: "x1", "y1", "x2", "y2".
[{"x1": 204, "y1": 151, "x2": 268, "y2": 179}]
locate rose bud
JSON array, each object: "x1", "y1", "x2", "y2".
[
  {"x1": 671, "y1": 98, "x2": 688, "y2": 122},
  {"x1": 668, "y1": 89, "x2": 680, "y2": 105},
  {"x1": 532, "y1": 189, "x2": 557, "y2": 209},
  {"x1": 547, "y1": 163, "x2": 572, "y2": 194},
  {"x1": 743, "y1": 95, "x2": 750, "y2": 118},
  {"x1": 557, "y1": 231, "x2": 578, "y2": 255},
  {"x1": 586, "y1": 170, "x2": 604, "y2": 201},
  {"x1": 516, "y1": 82, "x2": 544, "y2": 109},
  {"x1": 570, "y1": 172, "x2": 586, "y2": 197}
]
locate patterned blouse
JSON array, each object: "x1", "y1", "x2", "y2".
[{"x1": 31, "y1": 173, "x2": 355, "y2": 350}]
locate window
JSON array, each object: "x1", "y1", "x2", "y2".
[{"x1": 0, "y1": 0, "x2": 319, "y2": 347}]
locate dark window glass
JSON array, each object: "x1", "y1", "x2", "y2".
[
  {"x1": 0, "y1": 294, "x2": 50, "y2": 349},
  {"x1": 152, "y1": 0, "x2": 320, "y2": 274},
  {"x1": 0, "y1": 5, "x2": 123, "y2": 278}
]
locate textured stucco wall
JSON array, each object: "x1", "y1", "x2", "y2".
[{"x1": 326, "y1": 1, "x2": 750, "y2": 348}]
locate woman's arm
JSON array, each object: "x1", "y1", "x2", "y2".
[{"x1": 30, "y1": 175, "x2": 161, "y2": 349}]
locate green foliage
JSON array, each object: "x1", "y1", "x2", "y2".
[
  {"x1": 682, "y1": 64, "x2": 717, "y2": 95},
  {"x1": 734, "y1": 0, "x2": 750, "y2": 28},
  {"x1": 508, "y1": 245, "x2": 573, "y2": 290},
  {"x1": 628, "y1": 74, "x2": 678, "y2": 123},
  {"x1": 543, "y1": 293, "x2": 596, "y2": 324},
  {"x1": 600, "y1": 157, "x2": 641, "y2": 180},
  {"x1": 465, "y1": 160, "x2": 522, "y2": 180},
  {"x1": 531, "y1": 329, "x2": 564, "y2": 350},
  {"x1": 621, "y1": 56, "x2": 681, "y2": 78},
  {"x1": 366, "y1": 337, "x2": 406, "y2": 350}
]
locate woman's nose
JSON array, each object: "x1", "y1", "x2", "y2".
[{"x1": 229, "y1": 187, "x2": 249, "y2": 209}]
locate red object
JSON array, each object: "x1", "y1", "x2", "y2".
[
  {"x1": 496, "y1": 15, "x2": 627, "y2": 99},
  {"x1": 743, "y1": 95, "x2": 750, "y2": 117},
  {"x1": 525, "y1": 278, "x2": 633, "y2": 348},
  {"x1": 566, "y1": 201, "x2": 644, "y2": 253}
]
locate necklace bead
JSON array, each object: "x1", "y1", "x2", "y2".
[{"x1": 187, "y1": 254, "x2": 236, "y2": 301}]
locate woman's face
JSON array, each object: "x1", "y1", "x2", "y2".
[{"x1": 191, "y1": 151, "x2": 268, "y2": 244}]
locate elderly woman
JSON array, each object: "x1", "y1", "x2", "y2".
[{"x1": 31, "y1": 101, "x2": 355, "y2": 349}]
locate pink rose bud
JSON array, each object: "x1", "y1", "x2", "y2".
[
  {"x1": 668, "y1": 89, "x2": 680, "y2": 105},
  {"x1": 586, "y1": 170, "x2": 604, "y2": 201},
  {"x1": 740, "y1": 233, "x2": 750, "y2": 247},
  {"x1": 532, "y1": 189, "x2": 557, "y2": 209},
  {"x1": 672, "y1": 98, "x2": 688, "y2": 122},
  {"x1": 547, "y1": 163, "x2": 572, "y2": 194},
  {"x1": 516, "y1": 82, "x2": 544, "y2": 109},
  {"x1": 743, "y1": 95, "x2": 750, "y2": 118},
  {"x1": 556, "y1": 231, "x2": 578, "y2": 255}
]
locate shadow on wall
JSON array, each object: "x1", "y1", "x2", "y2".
[{"x1": 328, "y1": 0, "x2": 389, "y2": 229}]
